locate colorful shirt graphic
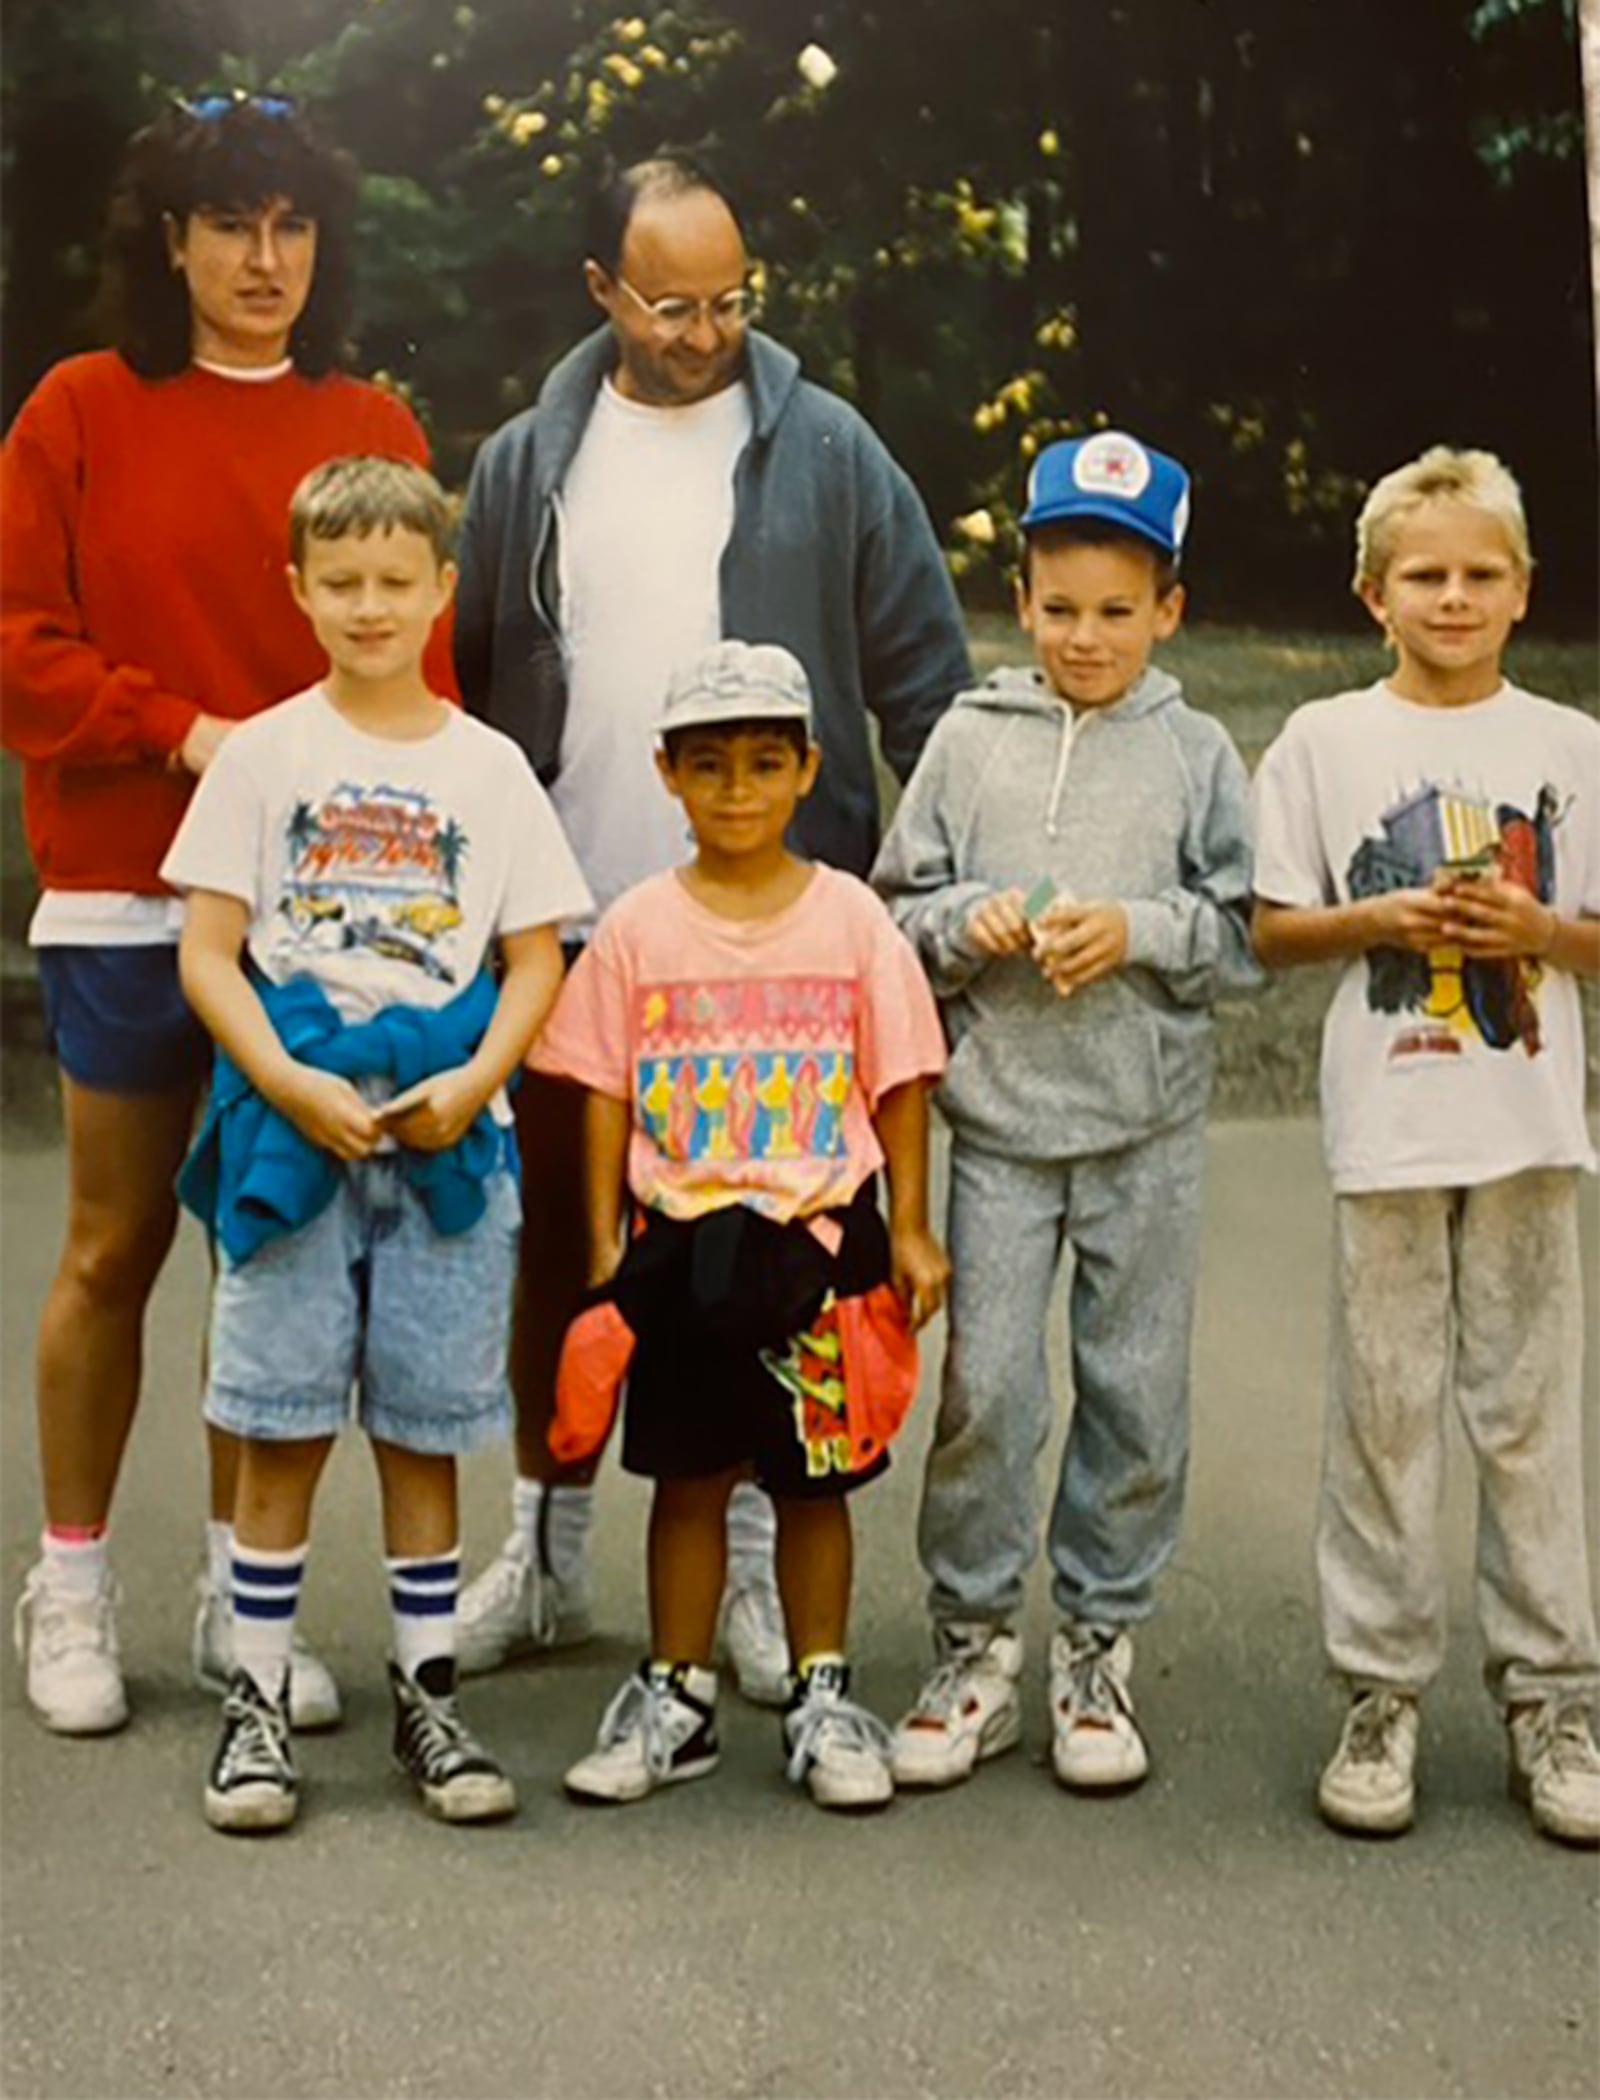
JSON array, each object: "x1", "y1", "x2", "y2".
[
  {"x1": 1348, "y1": 779, "x2": 1563, "y2": 1062},
  {"x1": 278, "y1": 782, "x2": 469, "y2": 986},
  {"x1": 1251, "y1": 682, "x2": 1599, "y2": 1192},
  {"x1": 534, "y1": 865, "x2": 947, "y2": 1223}
]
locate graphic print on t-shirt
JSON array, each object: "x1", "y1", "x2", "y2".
[
  {"x1": 634, "y1": 976, "x2": 857, "y2": 1197},
  {"x1": 1347, "y1": 777, "x2": 1563, "y2": 1062},
  {"x1": 276, "y1": 781, "x2": 469, "y2": 986}
]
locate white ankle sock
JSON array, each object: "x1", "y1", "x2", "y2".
[
  {"x1": 41, "y1": 1529, "x2": 109, "y2": 1598},
  {"x1": 231, "y1": 1543, "x2": 306, "y2": 1699},
  {"x1": 205, "y1": 1520, "x2": 233, "y2": 1590},
  {"x1": 388, "y1": 1547, "x2": 460, "y2": 1681}
]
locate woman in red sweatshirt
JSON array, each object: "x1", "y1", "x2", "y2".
[{"x1": 2, "y1": 94, "x2": 453, "y2": 1739}]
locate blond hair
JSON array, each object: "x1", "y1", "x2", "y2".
[
  {"x1": 1353, "y1": 445, "x2": 1532, "y2": 593},
  {"x1": 289, "y1": 454, "x2": 456, "y2": 568}
]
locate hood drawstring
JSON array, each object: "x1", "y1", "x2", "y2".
[{"x1": 1045, "y1": 706, "x2": 1076, "y2": 839}]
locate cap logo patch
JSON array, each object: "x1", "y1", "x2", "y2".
[{"x1": 1072, "y1": 432, "x2": 1152, "y2": 500}]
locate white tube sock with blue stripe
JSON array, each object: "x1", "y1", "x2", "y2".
[
  {"x1": 387, "y1": 1548, "x2": 460, "y2": 1683},
  {"x1": 231, "y1": 1543, "x2": 306, "y2": 1701}
]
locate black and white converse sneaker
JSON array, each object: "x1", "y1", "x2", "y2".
[
  {"x1": 205, "y1": 1669, "x2": 297, "y2": 1834},
  {"x1": 389, "y1": 1659, "x2": 517, "y2": 1823},
  {"x1": 564, "y1": 1661, "x2": 720, "y2": 1803}
]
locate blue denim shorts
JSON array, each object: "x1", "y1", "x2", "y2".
[
  {"x1": 204, "y1": 1158, "x2": 520, "y2": 1456},
  {"x1": 37, "y1": 945, "x2": 212, "y2": 1095}
]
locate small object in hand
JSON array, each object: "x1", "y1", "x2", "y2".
[
  {"x1": 374, "y1": 1081, "x2": 429, "y2": 1124},
  {"x1": 1022, "y1": 874, "x2": 1058, "y2": 921}
]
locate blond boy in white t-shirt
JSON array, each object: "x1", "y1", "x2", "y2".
[{"x1": 1252, "y1": 446, "x2": 1600, "y2": 1847}]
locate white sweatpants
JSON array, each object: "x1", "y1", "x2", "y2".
[{"x1": 1318, "y1": 1167, "x2": 1599, "y2": 1708}]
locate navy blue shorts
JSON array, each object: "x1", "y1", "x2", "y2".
[{"x1": 36, "y1": 945, "x2": 212, "y2": 1096}]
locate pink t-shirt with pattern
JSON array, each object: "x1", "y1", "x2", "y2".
[{"x1": 532, "y1": 864, "x2": 946, "y2": 1223}]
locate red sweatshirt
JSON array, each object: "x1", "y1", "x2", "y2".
[{"x1": 1, "y1": 351, "x2": 458, "y2": 894}]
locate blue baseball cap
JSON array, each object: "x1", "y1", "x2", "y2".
[{"x1": 1020, "y1": 431, "x2": 1192, "y2": 561}]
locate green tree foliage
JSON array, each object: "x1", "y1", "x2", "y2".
[{"x1": 3, "y1": 0, "x2": 1592, "y2": 622}]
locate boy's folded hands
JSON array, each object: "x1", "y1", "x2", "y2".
[
  {"x1": 375, "y1": 1068, "x2": 489, "y2": 1153},
  {"x1": 1031, "y1": 899, "x2": 1129, "y2": 998},
  {"x1": 963, "y1": 889, "x2": 1131, "y2": 998},
  {"x1": 271, "y1": 1065, "x2": 382, "y2": 1162}
]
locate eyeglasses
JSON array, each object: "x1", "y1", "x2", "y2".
[
  {"x1": 179, "y1": 91, "x2": 297, "y2": 122},
  {"x1": 610, "y1": 272, "x2": 758, "y2": 337}
]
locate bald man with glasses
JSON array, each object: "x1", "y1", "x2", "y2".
[{"x1": 454, "y1": 152, "x2": 970, "y2": 1701}]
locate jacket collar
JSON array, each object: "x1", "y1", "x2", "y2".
[{"x1": 531, "y1": 326, "x2": 802, "y2": 495}]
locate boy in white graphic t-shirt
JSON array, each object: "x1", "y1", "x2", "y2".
[
  {"x1": 1252, "y1": 446, "x2": 1600, "y2": 1846},
  {"x1": 163, "y1": 457, "x2": 591, "y2": 1836}
]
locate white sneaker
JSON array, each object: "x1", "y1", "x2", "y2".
[
  {"x1": 719, "y1": 1577, "x2": 790, "y2": 1707},
  {"x1": 456, "y1": 1530, "x2": 594, "y2": 1676},
  {"x1": 564, "y1": 1663, "x2": 720, "y2": 1804},
  {"x1": 892, "y1": 1624, "x2": 1023, "y2": 1788},
  {"x1": 192, "y1": 1575, "x2": 342, "y2": 1733},
  {"x1": 14, "y1": 1559, "x2": 128, "y2": 1735},
  {"x1": 784, "y1": 1660, "x2": 894, "y2": 1811},
  {"x1": 1317, "y1": 1688, "x2": 1418, "y2": 1835},
  {"x1": 1050, "y1": 1622, "x2": 1149, "y2": 1792},
  {"x1": 1507, "y1": 1698, "x2": 1600, "y2": 1847}
]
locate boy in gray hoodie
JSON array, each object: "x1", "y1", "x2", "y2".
[{"x1": 873, "y1": 432, "x2": 1258, "y2": 1793}]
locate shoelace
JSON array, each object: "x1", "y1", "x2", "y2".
[
  {"x1": 401, "y1": 1682, "x2": 496, "y2": 1781},
  {"x1": 785, "y1": 1686, "x2": 893, "y2": 1785},
  {"x1": 217, "y1": 1684, "x2": 292, "y2": 1789},
  {"x1": 595, "y1": 1672, "x2": 694, "y2": 1779},
  {"x1": 1344, "y1": 1689, "x2": 1410, "y2": 1765},
  {"x1": 467, "y1": 1539, "x2": 557, "y2": 1645},
  {"x1": 16, "y1": 1573, "x2": 119, "y2": 1662},
  {"x1": 1057, "y1": 1635, "x2": 1131, "y2": 1727},
  {"x1": 910, "y1": 1649, "x2": 995, "y2": 1723},
  {"x1": 1523, "y1": 1701, "x2": 1600, "y2": 1777}
]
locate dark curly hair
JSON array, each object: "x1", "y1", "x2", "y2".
[{"x1": 99, "y1": 99, "x2": 359, "y2": 379}]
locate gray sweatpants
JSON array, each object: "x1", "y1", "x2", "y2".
[
  {"x1": 1319, "y1": 1168, "x2": 1600, "y2": 1708},
  {"x1": 920, "y1": 1119, "x2": 1207, "y2": 1630}
]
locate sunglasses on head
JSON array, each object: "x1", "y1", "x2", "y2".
[{"x1": 178, "y1": 91, "x2": 297, "y2": 122}]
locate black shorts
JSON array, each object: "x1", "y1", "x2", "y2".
[{"x1": 618, "y1": 1182, "x2": 893, "y2": 1501}]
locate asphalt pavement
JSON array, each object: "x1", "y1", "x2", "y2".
[{"x1": 2, "y1": 1100, "x2": 1598, "y2": 2100}]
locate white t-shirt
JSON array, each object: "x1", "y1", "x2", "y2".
[
  {"x1": 1252, "y1": 680, "x2": 1600, "y2": 1192},
  {"x1": 162, "y1": 689, "x2": 592, "y2": 1112},
  {"x1": 552, "y1": 377, "x2": 752, "y2": 931}
]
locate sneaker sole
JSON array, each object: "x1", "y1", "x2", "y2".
[
  {"x1": 1052, "y1": 1745, "x2": 1151, "y2": 1795},
  {"x1": 204, "y1": 1785, "x2": 298, "y2": 1834},
  {"x1": 733, "y1": 1667, "x2": 791, "y2": 1710},
  {"x1": 1316, "y1": 1786, "x2": 1414, "y2": 1836},
  {"x1": 893, "y1": 1703, "x2": 1023, "y2": 1789},
  {"x1": 1507, "y1": 1768, "x2": 1600, "y2": 1848},
  {"x1": 807, "y1": 1775, "x2": 895, "y2": 1813},
  {"x1": 410, "y1": 1771, "x2": 518, "y2": 1824},
  {"x1": 564, "y1": 1750, "x2": 720, "y2": 1804},
  {"x1": 29, "y1": 1696, "x2": 129, "y2": 1737}
]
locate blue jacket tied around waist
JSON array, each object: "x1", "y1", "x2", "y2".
[{"x1": 178, "y1": 973, "x2": 510, "y2": 1264}]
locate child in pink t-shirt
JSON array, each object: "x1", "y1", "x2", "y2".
[{"x1": 534, "y1": 640, "x2": 949, "y2": 1813}]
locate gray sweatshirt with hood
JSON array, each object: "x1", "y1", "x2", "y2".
[
  {"x1": 873, "y1": 663, "x2": 1259, "y2": 1159},
  {"x1": 453, "y1": 327, "x2": 971, "y2": 880}
]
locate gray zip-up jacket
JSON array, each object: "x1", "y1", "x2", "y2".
[
  {"x1": 873, "y1": 664, "x2": 1260, "y2": 1158},
  {"x1": 453, "y1": 328, "x2": 972, "y2": 878}
]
